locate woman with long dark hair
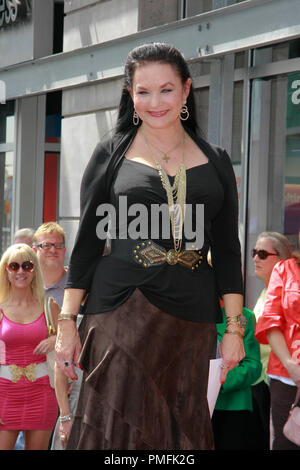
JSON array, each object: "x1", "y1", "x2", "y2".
[{"x1": 55, "y1": 43, "x2": 244, "y2": 450}]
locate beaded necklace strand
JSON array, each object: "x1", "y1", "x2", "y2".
[{"x1": 139, "y1": 128, "x2": 186, "y2": 254}]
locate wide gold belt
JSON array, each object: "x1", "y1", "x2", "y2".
[
  {"x1": 133, "y1": 240, "x2": 202, "y2": 270},
  {"x1": 0, "y1": 362, "x2": 48, "y2": 382}
]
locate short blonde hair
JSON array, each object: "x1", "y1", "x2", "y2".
[
  {"x1": 0, "y1": 244, "x2": 44, "y2": 306},
  {"x1": 34, "y1": 221, "x2": 65, "y2": 244}
]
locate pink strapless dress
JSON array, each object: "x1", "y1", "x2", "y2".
[{"x1": 0, "y1": 312, "x2": 58, "y2": 430}]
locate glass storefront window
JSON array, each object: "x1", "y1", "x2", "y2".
[
  {"x1": 194, "y1": 87, "x2": 209, "y2": 139},
  {"x1": 0, "y1": 101, "x2": 14, "y2": 143},
  {"x1": 231, "y1": 81, "x2": 243, "y2": 191},
  {"x1": 0, "y1": 101, "x2": 15, "y2": 255},
  {"x1": 285, "y1": 72, "x2": 300, "y2": 247},
  {"x1": 248, "y1": 72, "x2": 300, "y2": 244},
  {"x1": 256, "y1": 38, "x2": 300, "y2": 64},
  {"x1": 246, "y1": 70, "x2": 300, "y2": 305},
  {"x1": 0, "y1": 152, "x2": 13, "y2": 254},
  {"x1": 5, "y1": 115, "x2": 14, "y2": 143}
]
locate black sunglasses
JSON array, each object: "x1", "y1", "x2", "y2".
[
  {"x1": 7, "y1": 261, "x2": 35, "y2": 272},
  {"x1": 252, "y1": 249, "x2": 279, "y2": 260}
]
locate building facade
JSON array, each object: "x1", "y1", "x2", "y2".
[{"x1": 0, "y1": 0, "x2": 299, "y2": 308}]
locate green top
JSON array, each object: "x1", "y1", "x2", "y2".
[
  {"x1": 252, "y1": 288, "x2": 271, "y2": 386},
  {"x1": 214, "y1": 307, "x2": 262, "y2": 412}
]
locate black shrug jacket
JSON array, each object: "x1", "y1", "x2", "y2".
[{"x1": 65, "y1": 126, "x2": 243, "y2": 316}]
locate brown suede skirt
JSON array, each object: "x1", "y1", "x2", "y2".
[{"x1": 67, "y1": 289, "x2": 216, "y2": 450}]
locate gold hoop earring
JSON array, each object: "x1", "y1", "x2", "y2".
[
  {"x1": 133, "y1": 110, "x2": 140, "y2": 126},
  {"x1": 180, "y1": 104, "x2": 189, "y2": 121}
]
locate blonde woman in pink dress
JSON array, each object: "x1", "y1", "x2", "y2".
[{"x1": 0, "y1": 244, "x2": 59, "y2": 450}]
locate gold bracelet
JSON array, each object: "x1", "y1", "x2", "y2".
[
  {"x1": 58, "y1": 313, "x2": 77, "y2": 322},
  {"x1": 224, "y1": 329, "x2": 244, "y2": 339},
  {"x1": 225, "y1": 314, "x2": 247, "y2": 328}
]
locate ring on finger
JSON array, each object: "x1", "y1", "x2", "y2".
[
  {"x1": 221, "y1": 364, "x2": 229, "y2": 369},
  {"x1": 64, "y1": 361, "x2": 70, "y2": 367},
  {"x1": 60, "y1": 433, "x2": 67, "y2": 441}
]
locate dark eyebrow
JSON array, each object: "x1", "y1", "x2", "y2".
[
  {"x1": 135, "y1": 82, "x2": 175, "y2": 90},
  {"x1": 160, "y1": 82, "x2": 175, "y2": 88}
]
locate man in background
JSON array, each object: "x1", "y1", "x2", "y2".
[
  {"x1": 33, "y1": 221, "x2": 67, "y2": 308},
  {"x1": 14, "y1": 227, "x2": 35, "y2": 246}
]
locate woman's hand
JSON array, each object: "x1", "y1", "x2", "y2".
[
  {"x1": 267, "y1": 327, "x2": 300, "y2": 387},
  {"x1": 285, "y1": 359, "x2": 300, "y2": 388},
  {"x1": 55, "y1": 320, "x2": 82, "y2": 381},
  {"x1": 33, "y1": 335, "x2": 56, "y2": 355},
  {"x1": 59, "y1": 418, "x2": 74, "y2": 449},
  {"x1": 219, "y1": 333, "x2": 245, "y2": 384}
]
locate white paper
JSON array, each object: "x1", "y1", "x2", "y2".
[{"x1": 207, "y1": 358, "x2": 223, "y2": 417}]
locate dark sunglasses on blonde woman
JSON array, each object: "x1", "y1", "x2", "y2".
[
  {"x1": 251, "y1": 249, "x2": 279, "y2": 260},
  {"x1": 7, "y1": 261, "x2": 35, "y2": 272}
]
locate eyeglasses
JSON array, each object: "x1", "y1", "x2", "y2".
[
  {"x1": 7, "y1": 261, "x2": 35, "y2": 272},
  {"x1": 251, "y1": 248, "x2": 279, "y2": 260},
  {"x1": 35, "y1": 242, "x2": 65, "y2": 250}
]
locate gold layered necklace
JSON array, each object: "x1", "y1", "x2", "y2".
[{"x1": 139, "y1": 128, "x2": 186, "y2": 254}]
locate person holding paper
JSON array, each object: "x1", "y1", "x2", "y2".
[{"x1": 212, "y1": 307, "x2": 261, "y2": 450}]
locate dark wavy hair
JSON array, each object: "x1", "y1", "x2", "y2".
[{"x1": 115, "y1": 43, "x2": 198, "y2": 135}]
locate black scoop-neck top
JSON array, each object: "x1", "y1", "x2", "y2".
[{"x1": 84, "y1": 159, "x2": 226, "y2": 323}]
